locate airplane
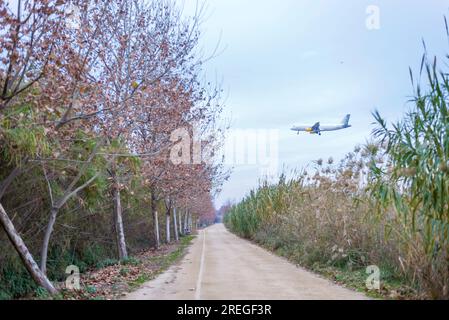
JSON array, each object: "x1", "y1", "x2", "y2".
[{"x1": 291, "y1": 114, "x2": 351, "y2": 136}]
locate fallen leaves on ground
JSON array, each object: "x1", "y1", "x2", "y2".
[{"x1": 61, "y1": 242, "x2": 184, "y2": 300}]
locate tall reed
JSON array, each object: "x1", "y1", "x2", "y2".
[{"x1": 225, "y1": 41, "x2": 449, "y2": 299}]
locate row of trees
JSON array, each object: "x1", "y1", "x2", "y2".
[{"x1": 0, "y1": 0, "x2": 227, "y2": 297}]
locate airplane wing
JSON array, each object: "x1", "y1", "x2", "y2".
[{"x1": 312, "y1": 122, "x2": 320, "y2": 131}]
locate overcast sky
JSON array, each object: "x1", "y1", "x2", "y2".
[{"x1": 184, "y1": 0, "x2": 449, "y2": 207}]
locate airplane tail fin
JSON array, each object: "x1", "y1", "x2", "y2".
[{"x1": 341, "y1": 114, "x2": 351, "y2": 126}]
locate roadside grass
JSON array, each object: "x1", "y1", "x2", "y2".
[
  {"x1": 310, "y1": 265, "x2": 415, "y2": 299},
  {"x1": 270, "y1": 240, "x2": 417, "y2": 299},
  {"x1": 228, "y1": 224, "x2": 417, "y2": 300},
  {"x1": 272, "y1": 242, "x2": 416, "y2": 299},
  {"x1": 127, "y1": 235, "x2": 195, "y2": 290},
  {"x1": 32, "y1": 235, "x2": 196, "y2": 300}
]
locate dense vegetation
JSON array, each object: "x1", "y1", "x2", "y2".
[
  {"x1": 225, "y1": 40, "x2": 449, "y2": 299},
  {"x1": 0, "y1": 0, "x2": 226, "y2": 299}
]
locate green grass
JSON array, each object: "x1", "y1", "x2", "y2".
[
  {"x1": 163, "y1": 236, "x2": 195, "y2": 266},
  {"x1": 122, "y1": 257, "x2": 141, "y2": 266},
  {"x1": 311, "y1": 265, "x2": 413, "y2": 299},
  {"x1": 127, "y1": 235, "x2": 195, "y2": 290},
  {"x1": 266, "y1": 237, "x2": 414, "y2": 299},
  {"x1": 95, "y1": 258, "x2": 119, "y2": 269},
  {"x1": 128, "y1": 274, "x2": 152, "y2": 289},
  {"x1": 0, "y1": 262, "x2": 38, "y2": 299}
]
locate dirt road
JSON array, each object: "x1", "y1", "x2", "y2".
[{"x1": 124, "y1": 224, "x2": 368, "y2": 300}]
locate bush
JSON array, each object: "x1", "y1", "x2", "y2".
[{"x1": 0, "y1": 262, "x2": 37, "y2": 299}]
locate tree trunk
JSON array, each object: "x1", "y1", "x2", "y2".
[
  {"x1": 184, "y1": 210, "x2": 189, "y2": 233},
  {"x1": 0, "y1": 166, "x2": 23, "y2": 199},
  {"x1": 0, "y1": 203, "x2": 58, "y2": 295},
  {"x1": 153, "y1": 210, "x2": 160, "y2": 248},
  {"x1": 40, "y1": 207, "x2": 58, "y2": 275},
  {"x1": 179, "y1": 210, "x2": 183, "y2": 236},
  {"x1": 40, "y1": 167, "x2": 99, "y2": 274},
  {"x1": 173, "y1": 207, "x2": 179, "y2": 242},
  {"x1": 165, "y1": 207, "x2": 171, "y2": 244},
  {"x1": 151, "y1": 193, "x2": 160, "y2": 249},
  {"x1": 113, "y1": 180, "x2": 128, "y2": 260}
]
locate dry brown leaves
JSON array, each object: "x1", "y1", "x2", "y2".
[{"x1": 62, "y1": 243, "x2": 180, "y2": 300}]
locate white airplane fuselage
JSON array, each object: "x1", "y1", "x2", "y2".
[
  {"x1": 291, "y1": 115, "x2": 351, "y2": 135},
  {"x1": 291, "y1": 124, "x2": 351, "y2": 132}
]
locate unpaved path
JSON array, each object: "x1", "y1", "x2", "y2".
[{"x1": 124, "y1": 224, "x2": 368, "y2": 300}]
